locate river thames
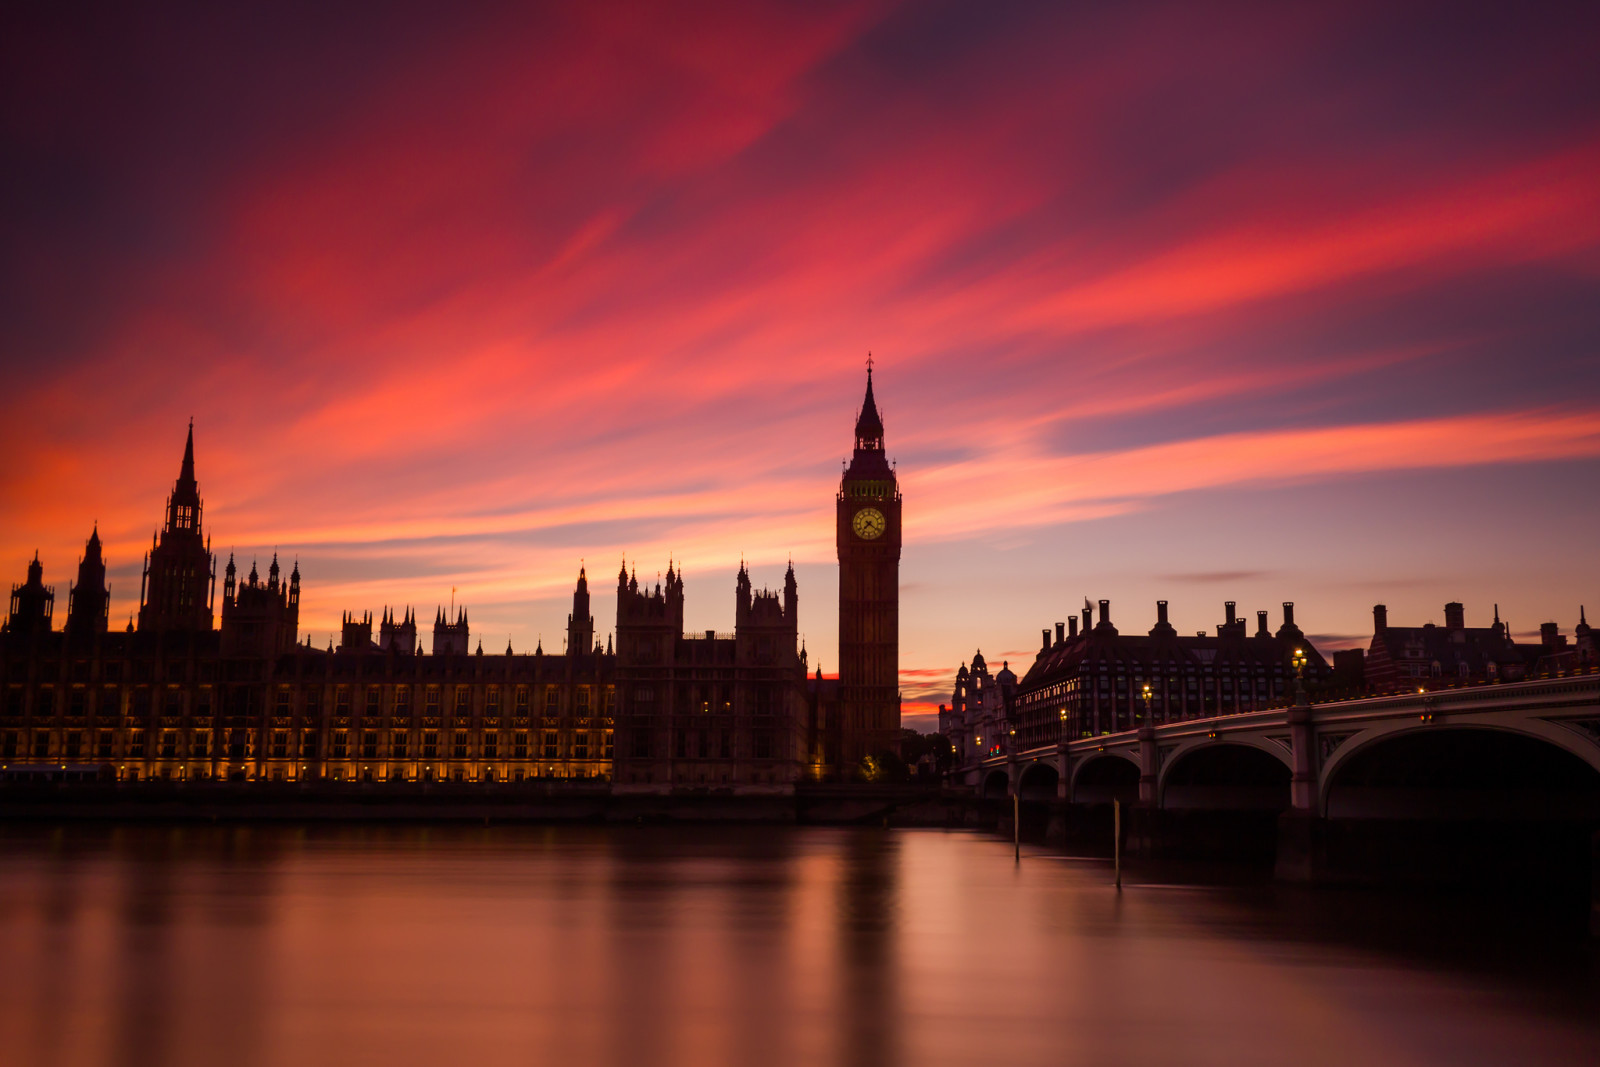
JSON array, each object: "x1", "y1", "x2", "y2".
[{"x1": 0, "y1": 824, "x2": 1596, "y2": 1067}]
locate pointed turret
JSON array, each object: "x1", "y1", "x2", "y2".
[
  {"x1": 165, "y1": 420, "x2": 201, "y2": 534},
  {"x1": 179, "y1": 419, "x2": 196, "y2": 489},
  {"x1": 66, "y1": 525, "x2": 110, "y2": 637},
  {"x1": 855, "y1": 361, "x2": 884, "y2": 450},
  {"x1": 6, "y1": 551, "x2": 55, "y2": 636},
  {"x1": 431, "y1": 600, "x2": 469, "y2": 655},
  {"x1": 139, "y1": 422, "x2": 215, "y2": 632},
  {"x1": 568, "y1": 564, "x2": 594, "y2": 655},
  {"x1": 736, "y1": 560, "x2": 753, "y2": 624}
]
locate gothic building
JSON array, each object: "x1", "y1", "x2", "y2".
[
  {"x1": 138, "y1": 422, "x2": 216, "y2": 633},
  {"x1": 66, "y1": 527, "x2": 109, "y2": 639},
  {"x1": 1, "y1": 370, "x2": 895, "y2": 786},
  {"x1": 6, "y1": 554, "x2": 54, "y2": 639},
  {"x1": 833, "y1": 364, "x2": 903, "y2": 771},
  {"x1": 610, "y1": 559, "x2": 809, "y2": 791}
]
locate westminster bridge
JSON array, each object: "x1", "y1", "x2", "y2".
[{"x1": 956, "y1": 672, "x2": 1600, "y2": 917}]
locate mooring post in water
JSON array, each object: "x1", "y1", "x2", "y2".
[
  {"x1": 1013, "y1": 792, "x2": 1020, "y2": 860},
  {"x1": 1114, "y1": 799, "x2": 1122, "y2": 890}
]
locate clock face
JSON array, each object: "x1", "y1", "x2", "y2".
[{"x1": 852, "y1": 507, "x2": 886, "y2": 540}]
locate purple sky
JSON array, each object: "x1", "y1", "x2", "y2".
[{"x1": 2, "y1": 1, "x2": 1598, "y2": 726}]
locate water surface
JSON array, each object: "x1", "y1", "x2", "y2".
[{"x1": 0, "y1": 825, "x2": 1595, "y2": 1067}]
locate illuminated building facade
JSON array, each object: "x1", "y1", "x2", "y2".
[
  {"x1": 0, "y1": 410, "x2": 838, "y2": 787},
  {"x1": 610, "y1": 559, "x2": 810, "y2": 791},
  {"x1": 0, "y1": 429, "x2": 620, "y2": 783}
]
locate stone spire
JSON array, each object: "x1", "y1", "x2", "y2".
[{"x1": 854, "y1": 358, "x2": 884, "y2": 450}]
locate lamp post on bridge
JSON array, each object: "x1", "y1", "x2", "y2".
[
  {"x1": 1137, "y1": 683, "x2": 1157, "y2": 806},
  {"x1": 1288, "y1": 648, "x2": 1315, "y2": 811},
  {"x1": 1276, "y1": 646, "x2": 1327, "y2": 883}
]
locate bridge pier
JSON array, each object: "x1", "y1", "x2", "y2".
[
  {"x1": 1276, "y1": 702, "x2": 1325, "y2": 880},
  {"x1": 1137, "y1": 724, "x2": 1158, "y2": 806}
]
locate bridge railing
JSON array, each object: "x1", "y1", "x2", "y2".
[
  {"x1": 962, "y1": 667, "x2": 1600, "y2": 771},
  {"x1": 1048, "y1": 664, "x2": 1600, "y2": 744}
]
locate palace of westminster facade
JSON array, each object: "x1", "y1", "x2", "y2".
[{"x1": 0, "y1": 374, "x2": 905, "y2": 787}]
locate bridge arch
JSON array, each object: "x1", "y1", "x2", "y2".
[
  {"x1": 1159, "y1": 741, "x2": 1292, "y2": 811},
  {"x1": 1317, "y1": 722, "x2": 1600, "y2": 905},
  {"x1": 1158, "y1": 742, "x2": 1292, "y2": 809},
  {"x1": 980, "y1": 768, "x2": 1011, "y2": 800},
  {"x1": 1319, "y1": 722, "x2": 1600, "y2": 820},
  {"x1": 1016, "y1": 761, "x2": 1059, "y2": 800},
  {"x1": 1318, "y1": 716, "x2": 1600, "y2": 819},
  {"x1": 1069, "y1": 752, "x2": 1139, "y2": 805}
]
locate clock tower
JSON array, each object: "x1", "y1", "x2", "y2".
[{"x1": 836, "y1": 362, "x2": 902, "y2": 775}]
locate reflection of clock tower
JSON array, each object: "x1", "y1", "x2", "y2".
[{"x1": 836, "y1": 363, "x2": 901, "y2": 774}]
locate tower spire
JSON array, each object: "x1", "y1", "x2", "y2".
[
  {"x1": 179, "y1": 417, "x2": 196, "y2": 489},
  {"x1": 854, "y1": 356, "x2": 884, "y2": 450}
]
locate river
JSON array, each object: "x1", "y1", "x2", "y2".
[{"x1": 0, "y1": 824, "x2": 1595, "y2": 1066}]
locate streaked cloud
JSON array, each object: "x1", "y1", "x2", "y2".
[{"x1": 2, "y1": 1, "x2": 1597, "y2": 713}]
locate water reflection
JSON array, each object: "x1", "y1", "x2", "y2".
[{"x1": 0, "y1": 825, "x2": 1595, "y2": 1067}]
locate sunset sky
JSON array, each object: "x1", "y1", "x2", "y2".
[{"x1": 3, "y1": 1, "x2": 1598, "y2": 728}]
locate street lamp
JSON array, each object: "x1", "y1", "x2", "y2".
[
  {"x1": 1141, "y1": 683, "x2": 1152, "y2": 725},
  {"x1": 1292, "y1": 648, "x2": 1308, "y2": 706}
]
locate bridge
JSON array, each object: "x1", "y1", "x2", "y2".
[{"x1": 956, "y1": 673, "x2": 1600, "y2": 920}]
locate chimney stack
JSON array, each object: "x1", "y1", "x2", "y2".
[
  {"x1": 1225, "y1": 601, "x2": 1237, "y2": 626},
  {"x1": 1068, "y1": 617, "x2": 1078, "y2": 638},
  {"x1": 1282, "y1": 602, "x2": 1296, "y2": 628},
  {"x1": 1540, "y1": 622, "x2": 1566, "y2": 650},
  {"x1": 1042, "y1": 628, "x2": 1051, "y2": 654},
  {"x1": 1082, "y1": 603, "x2": 1092, "y2": 632},
  {"x1": 1257, "y1": 610, "x2": 1269, "y2": 637},
  {"x1": 1157, "y1": 600, "x2": 1169, "y2": 626},
  {"x1": 1444, "y1": 602, "x2": 1464, "y2": 630},
  {"x1": 1098, "y1": 599, "x2": 1110, "y2": 626},
  {"x1": 1374, "y1": 604, "x2": 1388, "y2": 633}
]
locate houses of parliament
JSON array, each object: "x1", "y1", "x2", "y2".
[{"x1": 0, "y1": 374, "x2": 904, "y2": 787}]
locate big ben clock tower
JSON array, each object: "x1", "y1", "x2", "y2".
[{"x1": 837, "y1": 360, "x2": 901, "y2": 774}]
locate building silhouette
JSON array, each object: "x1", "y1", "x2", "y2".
[
  {"x1": 0, "y1": 372, "x2": 899, "y2": 784},
  {"x1": 1359, "y1": 601, "x2": 1594, "y2": 688},
  {"x1": 833, "y1": 364, "x2": 903, "y2": 771},
  {"x1": 65, "y1": 527, "x2": 109, "y2": 639},
  {"x1": 138, "y1": 421, "x2": 215, "y2": 633},
  {"x1": 943, "y1": 599, "x2": 1331, "y2": 765}
]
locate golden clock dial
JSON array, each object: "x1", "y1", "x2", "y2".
[{"x1": 852, "y1": 507, "x2": 886, "y2": 540}]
